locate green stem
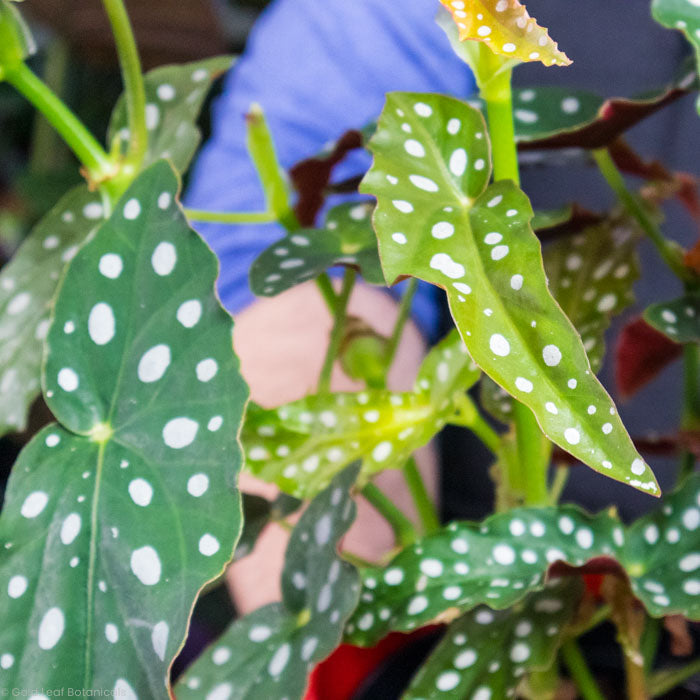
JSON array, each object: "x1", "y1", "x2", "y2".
[
  {"x1": 362, "y1": 483, "x2": 416, "y2": 547},
  {"x1": 384, "y1": 278, "x2": 418, "y2": 373},
  {"x1": 29, "y1": 38, "x2": 70, "y2": 173},
  {"x1": 561, "y1": 640, "x2": 607, "y2": 700},
  {"x1": 4, "y1": 62, "x2": 114, "y2": 184},
  {"x1": 341, "y1": 550, "x2": 376, "y2": 569},
  {"x1": 318, "y1": 268, "x2": 356, "y2": 393},
  {"x1": 449, "y1": 393, "x2": 502, "y2": 455},
  {"x1": 402, "y1": 457, "x2": 440, "y2": 533},
  {"x1": 482, "y1": 66, "x2": 550, "y2": 505},
  {"x1": 640, "y1": 615, "x2": 661, "y2": 674},
  {"x1": 185, "y1": 208, "x2": 277, "y2": 224},
  {"x1": 102, "y1": 0, "x2": 147, "y2": 174},
  {"x1": 315, "y1": 273, "x2": 338, "y2": 314},
  {"x1": 592, "y1": 148, "x2": 690, "y2": 282},
  {"x1": 680, "y1": 343, "x2": 700, "y2": 481},
  {"x1": 548, "y1": 464, "x2": 570, "y2": 505}
]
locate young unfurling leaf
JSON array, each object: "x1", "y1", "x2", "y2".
[
  {"x1": 439, "y1": 0, "x2": 571, "y2": 67},
  {"x1": 362, "y1": 91, "x2": 658, "y2": 494}
]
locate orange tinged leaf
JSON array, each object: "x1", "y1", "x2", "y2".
[{"x1": 439, "y1": 0, "x2": 571, "y2": 67}]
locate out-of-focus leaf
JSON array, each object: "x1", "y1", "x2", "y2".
[
  {"x1": 249, "y1": 201, "x2": 384, "y2": 298},
  {"x1": 243, "y1": 333, "x2": 479, "y2": 499},
  {"x1": 236, "y1": 493, "x2": 301, "y2": 562},
  {"x1": 344, "y1": 473, "x2": 700, "y2": 647},
  {"x1": 0, "y1": 162, "x2": 248, "y2": 695},
  {"x1": 0, "y1": 0, "x2": 35, "y2": 71},
  {"x1": 438, "y1": 0, "x2": 570, "y2": 67},
  {"x1": 518, "y1": 64, "x2": 698, "y2": 151},
  {"x1": 645, "y1": 294, "x2": 700, "y2": 343},
  {"x1": 0, "y1": 186, "x2": 103, "y2": 436},
  {"x1": 616, "y1": 318, "x2": 684, "y2": 398},
  {"x1": 362, "y1": 91, "x2": 658, "y2": 494},
  {"x1": 176, "y1": 465, "x2": 361, "y2": 700},
  {"x1": 108, "y1": 56, "x2": 233, "y2": 173},
  {"x1": 404, "y1": 580, "x2": 582, "y2": 700},
  {"x1": 652, "y1": 0, "x2": 700, "y2": 113}
]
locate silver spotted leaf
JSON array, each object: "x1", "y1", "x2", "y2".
[
  {"x1": 482, "y1": 215, "x2": 641, "y2": 423},
  {"x1": 0, "y1": 186, "x2": 104, "y2": 436},
  {"x1": 108, "y1": 56, "x2": 233, "y2": 173},
  {"x1": 644, "y1": 293, "x2": 700, "y2": 343},
  {"x1": 404, "y1": 579, "x2": 582, "y2": 700},
  {"x1": 344, "y1": 472, "x2": 700, "y2": 646},
  {"x1": 243, "y1": 334, "x2": 479, "y2": 499},
  {"x1": 0, "y1": 161, "x2": 248, "y2": 695},
  {"x1": 362, "y1": 91, "x2": 658, "y2": 494},
  {"x1": 249, "y1": 201, "x2": 384, "y2": 297},
  {"x1": 176, "y1": 464, "x2": 361, "y2": 700},
  {"x1": 653, "y1": 0, "x2": 700, "y2": 113},
  {"x1": 465, "y1": 87, "x2": 603, "y2": 144}
]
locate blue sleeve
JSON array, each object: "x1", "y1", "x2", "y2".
[{"x1": 185, "y1": 0, "x2": 475, "y2": 339}]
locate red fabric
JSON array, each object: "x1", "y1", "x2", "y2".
[{"x1": 304, "y1": 629, "x2": 435, "y2": 700}]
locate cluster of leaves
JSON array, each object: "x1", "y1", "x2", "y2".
[{"x1": 0, "y1": 0, "x2": 699, "y2": 698}]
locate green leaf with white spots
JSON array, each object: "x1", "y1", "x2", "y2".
[
  {"x1": 438, "y1": 0, "x2": 571, "y2": 67},
  {"x1": 249, "y1": 201, "x2": 384, "y2": 298},
  {"x1": 464, "y1": 87, "x2": 603, "y2": 143},
  {"x1": 482, "y1": 215, "x2": 641, "y2": 423},
  {"x1": 0, "y1": 186, "x2": 104, "y2": 436},
  {"x1": 404, "y1": 580, "x2": 582, "y2": 700},
  {"x1": 644, "y1": 294, "x2": 700, "y2": 343},
  {"x1": 344, "y1": 474, "x2": 700, "y2": 646},
  {"x1": 653, "y1": 0, "x2": 700, "y2": 113},
  {"x1": 243, "y1": 336, "x2": 479, "y2": 499},
  {"x1": 344, "y1": 506, "x2": 620, "y2": 645},
  {"x1": 415, "y1": 328, "x2": 481, "y2": 405},
  {"x1": 176, "y1": 464, "x2": 361, "y2": 700},
  {"x1": 0, "y1": 161, "x2": 248, "y2": 695},
  {"x1": 362, "y1": 91, "x2": 658, "y2": 495},
  {"x1": 544, "y1": 216, "x2": 641, "y2": 373},
  {"x1": 108, "y1": 56, "x2": 233, "y2": 173}
]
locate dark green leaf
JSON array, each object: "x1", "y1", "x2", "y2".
[
  {"x1": 249, "y1": 201, "x2": 384, "y2": 298},
  {"x1": 176, "y1": 464, "x2": 361, "y2": 700},
  {"x1": 652, "y1": 0, "x2": 700, "y2": 113},
  {"x1": 0, "y1": 161, "x2": 248, "y2": 695},
  {"x1": 0, "y1": 186, "x2": 103, "y2": 435},
  {"x1": 108, "y1": 56, "x2": 233, "y2": 173},
  {"x1": 404, "y1": 580, "x2": 582, "y2": 700},
  {"x1": 362, "y1": 91, "x2": 657, "y2": 494},
  {"x1": 644, "y1": 294, "x2": 700, "y2": 344}
]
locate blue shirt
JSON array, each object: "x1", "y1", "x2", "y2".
[{"x1": 186, "y1": 0, "x2": 475, "y2": 338}]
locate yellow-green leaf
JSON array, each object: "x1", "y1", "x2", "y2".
[{"x1": 439, "y1": 0, "x2": 571, "y2": 67}]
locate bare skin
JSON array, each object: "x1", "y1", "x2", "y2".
[{"x1": 229, "y1": 280, "x2": 436, "y2": 614}]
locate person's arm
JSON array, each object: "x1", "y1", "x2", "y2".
[{"x1": 185, "y1": 0, "x2": 475, "y2": 613}]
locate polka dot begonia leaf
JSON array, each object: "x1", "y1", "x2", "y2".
[
  {"x1": 438, "y1": 0, "x2": 571, "y2": 67},
  {"x1": 344, "y1": 473, "x2": 700, "y2": 647},
  {"x1": 644, "y1": 293, "x2": 700, "y2": 344},
  {"x1": 482, "y1": 215, "x2": 641, "y2": 423},
  {"x1": 249, "y1": 201, "x2": 385, "y2": 298},
  {"x1": 518, "y1": 62, "x2": 698, "y2": 151},
  {"x1": 0, "y1": 185, "x2": 103, "y2": 436},
  {"x1": 0, "y1": 161, "x2": 248, "y2": 696},
  {"x1": 404, "y1": 579, "x2": 582, "y2": 700},
  {"x1": 653, "y1": 0, "x2": 700, "y2": 113},
  {"x1": 243, "y1": 331, "x2": 479, "y2": 500},
  {"x1": 176, "y1": 464, "x2": 361, "y2": 700},
  {"x1": 108, "y1": 56, "x2": 233, "y2": 173},
  {"x1": 362, "y1": 91, "x2": 658, "y2": 495}
]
